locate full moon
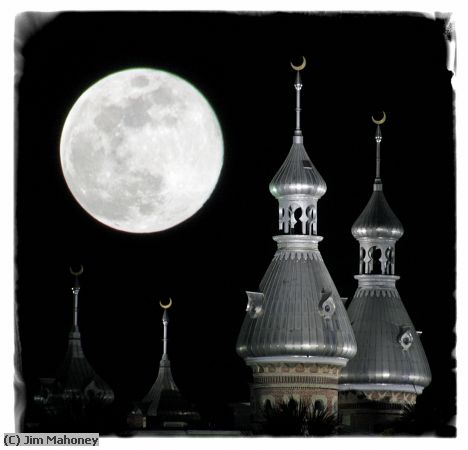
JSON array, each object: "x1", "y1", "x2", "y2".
[{"x1": 60, "y1": 68, "x2": 223, "y2": 233}]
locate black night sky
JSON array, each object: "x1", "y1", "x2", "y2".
[{"x1": 15, "y1": 11, "x2": 455, "y2": 430}]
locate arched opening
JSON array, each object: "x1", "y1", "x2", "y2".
[
  {"x1": 368, "y1": 246, "x2": 382, "y2": 274},
  {"x1": 290, "y1": 207, "x2": 303, "y2": 234},
  {"x1": 306, "y1": 205, "x2": 315, "y2": 235}
]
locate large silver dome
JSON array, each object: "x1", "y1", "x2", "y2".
[{"x1": 236, "y1": 236, "x2": 357, "y2": 361}]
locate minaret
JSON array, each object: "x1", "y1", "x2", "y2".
[
  {"x1": 338, "y1": 114, "x2": 431, "y2": 432},
  {"x1": 139, "y1": 298, "x2": 200, "y2": 429},
  {"x1": 236, "y1": 58, "x2": 357, "y2": 419},
  {"x1": 55, "y1": 266, "x2": 114, "y2": 404}
]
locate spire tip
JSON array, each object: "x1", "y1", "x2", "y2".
[
  {"x1": 69, "y1": 264, "x2": 84, "y2": 276},
  {"x1": 160, "y1": 297, "x2": 173, "y2": 309},
  {"x1": 371, "y1": 111, "x2": 386, "y2": 125},
  {"x1": 290, "y1": 56, "x2": 306, "y2": 71}
]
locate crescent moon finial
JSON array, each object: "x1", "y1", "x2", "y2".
[
  {"x1": 70, "y1": 264, "x2": 84, "y2": 276},
  {"x1": 290, "y1": 56, "x2": 306, "y2": 71},
  {"x1": 372, "y1": 111, "x2": 386, "y2": 125},
  {"x1": 160, "y1": 297, "x2": 173, "y2": 309}
]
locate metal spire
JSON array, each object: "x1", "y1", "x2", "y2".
[
  {"x1": 142, "y1": 296, "x2": 201, "y2": 426},
  {"x1": 69, "y1": 265, "x2": 83, "y2": 329},
  {"x1": 371, "y1": 111, "x2": 386, "y2": 191},
  {"x1": 162, "y1": 310, "x2": 169, "y2": 357},
  {"x1": 375, "y1": 126, "x2": 382, "y2": 180},
  {"x1": 291, "y1": 56, "x2": 306, "y2": 144},
  {"x1": 159, "y1": 298, "x2": 172, "y2": 361}
]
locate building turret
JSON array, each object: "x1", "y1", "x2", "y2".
[
  {"x1": 133, "y1": 299, "x2": 200, "y2": 430},
  {"x1": 33, "y1": 266, "x2": 114, "y2": 431},
  {"x1": 351, "y1": 116, "x2": 404, "y2": 275},
  {"x1": 339, "y1": 114, "x2": 431, "y2": 432},
  {"x1": 55, "y1": 266, "x2": 114, "y2": 405},
  {"x1": 269, "y1": 69, "x2": 327, "y2": 236},
  {"x1": 236, "y1": 58, "x2": 357, "y2": 420}
]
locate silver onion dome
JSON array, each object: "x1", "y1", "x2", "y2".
[
  {"x1": 237, "y1": 235, "x2": 357, "y2": 361},
  {"x1": 351, "y1": 183, "x2": 404, "y2": 240},
  {"x1": 269, "y1": 143, "x2": 327, "y2": 199},
  {"x1": 340, "y1": 276, "x2": 431, "y2": 393},
  {"x1": 269, "y1": 67, "x2": 326, "y2": 200},
  {"x1": 351, "y1": 119, "x2": 403, "y2": 240}
]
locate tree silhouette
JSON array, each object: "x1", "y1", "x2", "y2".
[{"x1": 261, "y1": 397, "x2": 338, "y2": 436}]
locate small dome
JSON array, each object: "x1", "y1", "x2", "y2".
[
  {"x1": 352, "y1": 185, "x2": 404, "y2": 240},
  {"x1": 55, "y1": 330, "x2": 114, "y2": 405},
  {"x1": 269, "y1": 143, "x2": 327, "y2": 199}
]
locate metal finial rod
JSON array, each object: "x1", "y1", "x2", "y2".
[
  {"x1": 69, "y1": 265, "x2": 83, "y2": 328},
  {"x1": 159, "y1": 298, "x2": 172, "y2": 356},
  {"x1": 291, "y1": 57, "x2": 306, "y2": 143},
  {"x1": 162, "y1": 310, "x2": 168, "y2": 356},
  {"x1": 375, "y1": 126, "x2": 382, "y2": 179},
  {"x1": 295, "y1": 71, "x2": 302, "y2": 134},
  {"x1": 371, "y1": 112, "x2": 386, "y2": 182},
  {"x1": 72, "y1": 289, "x2": 79, "y2": 327}
]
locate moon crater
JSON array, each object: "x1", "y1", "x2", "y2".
[{"x1": 60, "y1": 68, "x2": 223, "y2": 233}]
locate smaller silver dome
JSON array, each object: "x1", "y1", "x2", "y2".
[
  {"x1": 56, "y1": 329, "x2": 114, "y2": 405},
  {"x1": 269, "y1": 143, "x2": 327, "y2": 199},
  {"x1": 340, "y1": 276, "x2": 431, "y2": 391},
  {"x1": 351, "y1": 183, "x2": 404, "y2": 240}
]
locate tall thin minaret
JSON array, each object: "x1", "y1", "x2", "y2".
[
  {"x1": 55, "y1": 266, "x2": 114, "y2": 404},
  {"x1": 236, "y1": 58, "x2": 357, "y2": 419},
  {"x1": 71, "y1": 268, "x2": 80, "y2": 332},
  {"x1": 140, "y1": 299, "x2": 200, "y2": 429},
  {"x1": 339, "y1": 114, "x2": 431, "y2": 432}
]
